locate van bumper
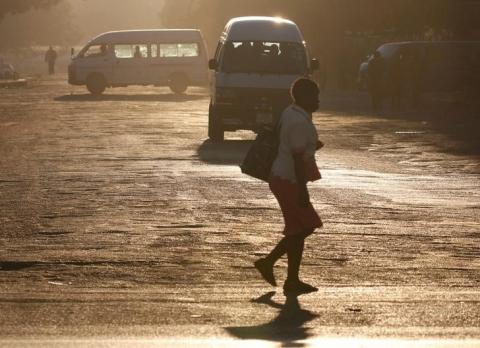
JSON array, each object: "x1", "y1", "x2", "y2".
[{"x1": 213, "y1": 88, "x2": 290, "y2": 131}]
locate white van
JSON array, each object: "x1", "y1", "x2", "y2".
[
  {"x1": 68, "y1": 29, "x2": 209, "y2": 95},
  {"x1": 208, "y1": 16, "x2": 318, "y2": 141}
]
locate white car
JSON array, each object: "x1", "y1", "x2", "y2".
[
  {"x1": 207, "y1": 16, "x2": 319, "y2": 141},
  {"x1": 68, "y1": 29, "x2": 209, "y2": 95},
  {"x1": 0, "y1": 62, "x2": 19, "y2": 80}
]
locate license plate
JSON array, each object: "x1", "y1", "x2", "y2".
[{"x1": 256, "y1": 112, "x2": 273, "y2": 124}]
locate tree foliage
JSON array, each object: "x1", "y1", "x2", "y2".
[
  {"x1": 0, "y1": 1, "x2": 78, "y2": 49},
  {"x1": 0, "y1": 0, "x2": 61, "y2": 20},
  {"x1": 160, "y1": 0, "x2": 480, "y2": 87},
  {"x1": 161, "y1": 0, "x2": 480, "y2": 50}
]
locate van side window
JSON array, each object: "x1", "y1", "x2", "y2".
[
  {"x1": 178, "y1": 43, "x2": 199, "y2": 57},
  {"x1": 83, "y1": 44, "x2": 108, "y2": 58},
  {"x1": 114, "y1": 44, "x2": 148, "y2": 59},
  {"x1": 151, "y1": 44, "x2": 158, "y2": 58},
  {"x1": 159, "y1": 43, "x2": 199, "y2": 57}
]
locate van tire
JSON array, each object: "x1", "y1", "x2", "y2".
[
  {"x1": 208, "y1": 103, "x2": 224, "y2": 142},
  {"x1": 86, "y1": 73, "x2": 106, "y2": 95},
  {"x1": 168, "y1": 73, "x2": 188, "y2": 94}
]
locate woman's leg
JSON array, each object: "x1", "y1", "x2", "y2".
[
  {"x1": 284, "y1": 232, "x2": 318, "y2": 295},
  {"x1": 286, "y1": 235, "x2": 304, "y2": 283},
  {"x1": 265, "y1": 237, "x2": 288, "y2": 264},
  {"x1": 254, "y1": 237, "x2": 288, "y2": 287}
]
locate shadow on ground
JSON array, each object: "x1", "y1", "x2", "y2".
[
  {"x1": 54, "y1": 93, "x2": 206, "y2": 103},
  {"x1": 319, "y1": 90, "x2": 480, "y2": 155},
  {"x1": 197, "y1": 139, "x2": 253, "y2": 165},
  {"x1": 226, "y1": 292, "x2": 318, "y2": 347}
]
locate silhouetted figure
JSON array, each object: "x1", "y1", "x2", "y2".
[
  {"x1": 316, "y1": 54, "x2": 327, "y2": 91},
  {"x1": 98, "y1": 44, "x2": 107, "y2": 57},
  {"x1": 226, "y1": 292, "x2": 318, "y2": 346},
  {"x1": 134, "y1": 46, "x2": 142, "y2": 58},
  {"x1": 269, "y1": 44, "x2": 279, "y2": 57},
  {"x1": 45, "y1": 46, "x2": 57, "y2": 75},
  {"x1": 236, "y1": 42, "x2": 253, "y2": 70},
  {"x1": 254, "y1": 78, "x2": 323, "y2": 296},
  {"x1": 367, "y1": 51, "x2": 385, "y2": 112},
  {"x1": 252, "y1": 41, "x2": 265, "y2": 57},
  {"x1": 279, "y1": 43, "x2": 296, "y2": 74}
]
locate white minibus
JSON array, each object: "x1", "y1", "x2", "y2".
[
  {"x1": 68, "y1": 29, "x2": 209, "y2": 95},
  {"x1": 208, "y1": 16, "x2": 318, "y2": 141}
]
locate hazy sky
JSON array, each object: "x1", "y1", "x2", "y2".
[{"x1": 69, "y1": 0, "x2": 165, "y2": 42}]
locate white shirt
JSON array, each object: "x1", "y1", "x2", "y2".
[{"x1": 271, "y1": 104, "x2": 319, "y2": 183}]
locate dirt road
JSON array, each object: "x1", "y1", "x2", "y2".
[{"x1": 1, "y1": 76, "x2": 479, "y2": 347}]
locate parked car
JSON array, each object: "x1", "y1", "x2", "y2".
[
  {"x1": 207, "y1": 16, "x2": 319, "y2": 141},
  {"x1": 68, "y1": 29, "x2": 209, "y2": 95},
  {"x1": 358, "y1": 41, "x2": 480, "y2": 95},
  {"x1": 0, "y1": 62, "x2": 19, "y2": 80}
]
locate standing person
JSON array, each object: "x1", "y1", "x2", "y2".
[
  {"x1": 254, "y1": 78, "x2": 323, "y2": 296},
  {"x1": 367, "y1": 51, "x2": 385, "y2": 112},
  {"x1": 45, "y1": 46, "x2": 57, "y2": 75}
]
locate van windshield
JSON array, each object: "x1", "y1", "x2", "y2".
[{"x1": 221, "y1": 41, "x2": 307, "y2": 74}]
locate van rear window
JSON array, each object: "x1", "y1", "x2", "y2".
[{"x1": 221, "y1": 41, "x2": 307, "y2": 74}]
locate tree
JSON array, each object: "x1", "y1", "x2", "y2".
[
  {"x1": 0, "y1": 1, "x2": 78, "y2": 49},
  {"x1": 0, "y1": 0, "x2": 61, "y2": 21}
]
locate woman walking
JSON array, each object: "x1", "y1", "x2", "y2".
[{"x1": 254, "y1": 78, "x2": 323, "y2": 296}]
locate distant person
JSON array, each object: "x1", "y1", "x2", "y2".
[
  {"x1": 269, "y1": 44, "x2": 279, "y2": 57},
  {"x1": 223, "y1": 41, "x2": 236, "y2": 71},
  {"x1": 236, "y1": 42, "x2": 253, "y2": 70},
  {"x1": 88, "y1": 44, "x2": 108, "y2": 58},
  {"x1": 279, "y1": 43, "x2": 295, "y2": 73},
  {"x1": 316, "y1": 54, "x2": 327, "y2": 91},
  {"x1": 99, "y1": 44, "x2": 107, "y2": 56},
  {"x1": 134, "y1": 46, "x2": 142, "y2": 58},
  {"x1": 367, "y1": 51, "x2": 385, "y2": 112},
  {"x1": 253, "y1": 41, "x2": 265, "y2": 57},
  {"x1": 45, "y1": 46, "x2": 57, "y2": 75},
  {"x1": 254, "y1": 78, "x2": 323, "y2": 296}
]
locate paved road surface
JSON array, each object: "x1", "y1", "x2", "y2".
[{"x1": 1, "y1": 76, "x2": 479, "y2": 347}]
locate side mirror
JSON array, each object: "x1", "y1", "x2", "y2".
[
  {"x1": 208, "y1": 58, "x2": 217, "y2": 70},
  {"x1": 310, "y1": 58, "x2": 319, "y2": 71}
]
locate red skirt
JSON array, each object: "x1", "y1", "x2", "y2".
[{"x1": 269, "y1": 175, "x2": 322, "y2": 236}]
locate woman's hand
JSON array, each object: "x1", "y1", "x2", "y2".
[{"x1": 316, "y1": 140, "x2": 324, "y2": 150}]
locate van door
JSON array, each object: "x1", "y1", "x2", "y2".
[
  {"x1": 76, "y1": 44, "x2": 113, "y2": 83},
  {"x1": 112, "y1": 44, "x2": 149, "y2": 85}
]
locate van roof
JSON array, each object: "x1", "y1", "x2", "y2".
[
  {"x1": 222, "y1": 16, "x2": 304, "y2": 43},
  {"x1": 90, "y1": 29, "x2": 203, "y2": 44}
]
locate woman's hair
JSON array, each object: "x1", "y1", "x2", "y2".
[{"x1": 290, "y1": 78, "x2": 319, "y2": 102}]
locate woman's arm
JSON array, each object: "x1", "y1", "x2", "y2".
[{"x1": 293, "y1": 152, "x2": 309, "y2": 208}]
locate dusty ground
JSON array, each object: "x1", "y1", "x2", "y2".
[{"x1": 0, "y1": 75, "x2": 479, "y2": 347}]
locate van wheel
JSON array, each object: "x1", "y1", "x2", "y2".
[
  {"x1": 168, "y1": 73, "x2": 188, "y2": 94},
  {"x1": 86, "y1": 73, "x2": 106, "y2": 95},
  {"x1": 208, "y1": 102, "x2": 224, "y2": 141}
]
